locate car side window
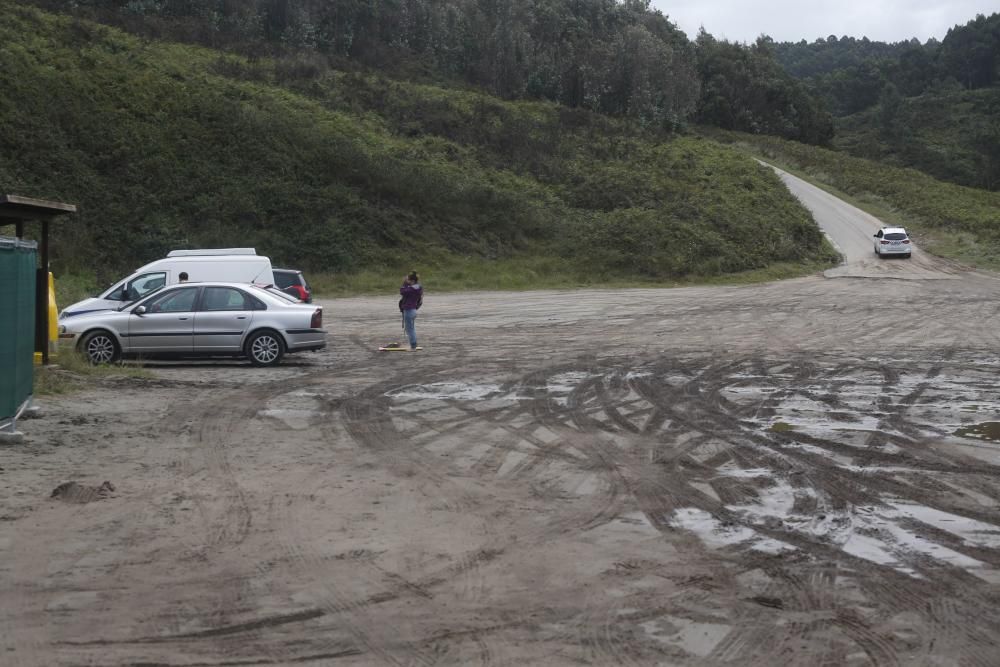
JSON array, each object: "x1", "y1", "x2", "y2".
[
  {"x1": 202, "y1": 287, "x2": 250, "y2": 311},
  {"x1": 875, "y1": 230, "x2": 883, "y2": 238},
  {"x1": 145, "y1": 287, "x2": 198, "y2": 314}
]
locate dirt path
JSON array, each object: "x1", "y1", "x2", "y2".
[
  {"x1": 765, "y1": 163, "x2": 966, "y2": 280},
  {"x1": 4, "y1": 251, "x2": 1000, "y2": 665}
]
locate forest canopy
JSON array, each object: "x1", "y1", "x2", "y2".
[{"x1": 27, "y1": 0, "x2": 832, "y2": 143}]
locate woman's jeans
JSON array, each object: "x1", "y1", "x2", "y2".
[{"x1": 403, "y1": 308, "x2": 418, "y2": 348}]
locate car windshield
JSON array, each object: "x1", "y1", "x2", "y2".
[{"x1": 885, "y1": 233, "x2": 907, "y2": 240}]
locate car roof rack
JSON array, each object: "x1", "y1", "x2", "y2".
[{"x1": 166, "y1": 248, "x2": 257, "y2": 257}]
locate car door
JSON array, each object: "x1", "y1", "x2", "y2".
[
  {"x1": 874, "y1": 229, "x2": 883, "y2": 253},
  {"x1": 193, "y1": 286, "x2": 255, "y2": 352},
  {"x1": 126, "y1": 286, "x2": 198, "y2": 353}
]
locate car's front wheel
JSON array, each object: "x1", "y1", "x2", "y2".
[
  {"x1": 80, "y1": 330, "x2": 121, "y2": 365},
  {"x1": 246, "y1": 330, "x2": 284, "y2": 367}
]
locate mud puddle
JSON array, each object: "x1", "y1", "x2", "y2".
[{"x1": 955, "y1": 421, "x2": 1000, "y2": 442}]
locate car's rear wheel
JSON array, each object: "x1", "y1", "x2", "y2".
[
  {"x1": 246, "y1": 329, "x2": 284, "y2": 367},
  {"x1": 80, "y1": 330, "x2": 120, "y2": 365}
]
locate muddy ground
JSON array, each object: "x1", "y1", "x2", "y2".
[{"x1": 4, "y1": 255, "x2": 1000, "y2": 666}]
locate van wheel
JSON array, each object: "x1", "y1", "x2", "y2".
[
  {"x1": 80, "y1": 330, "x2": 120, "y2": 365},
  {"x1": 246, "y1": 330, "x2": 284, "y2": 367}
]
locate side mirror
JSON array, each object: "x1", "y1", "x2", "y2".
[{"x1": 134, "y1": 305, "x2": 147, "y2": 315}]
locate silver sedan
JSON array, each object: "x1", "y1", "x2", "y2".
[{"x1": 58, "y1": 282, "x2": 327, "y2": 366}]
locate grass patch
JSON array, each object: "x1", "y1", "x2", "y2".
[
  {"x1": 34, "y1": 349, "x2": 152, "y2": 396},
  {"x1": 912, "y1": 231, "x2": 1000, "y2": 271},
  {"x1": 769, "y1": 421, "x2": 796, "y2": 433},
  {"x1": 308, "y1": 253, "x2": 835, "y2": 297},
  {"x1": 53, "y1": 272, "x2": 102, "y2": 311}
]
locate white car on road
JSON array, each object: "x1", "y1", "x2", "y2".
[{"x1": 873, "y1": 226, "x2": 912, "y2": 258}]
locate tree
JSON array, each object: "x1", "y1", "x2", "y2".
[
  {"x1": 976, "y1": 97, "x2": 1000, "y2": 190},
  {"x1": 877, "y1": 82, "x2": 902, "y2": 143},
  {"x1": 694, "y1": 30, "x2": 833, "y2": 144}
]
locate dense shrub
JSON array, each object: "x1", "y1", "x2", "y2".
[{"x1": 834, "y1": 88, "x2": 1000, "y2": 191}]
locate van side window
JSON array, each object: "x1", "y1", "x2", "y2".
[{"x1": 124, "y1": 272, "x2": 167, "y2": 301}]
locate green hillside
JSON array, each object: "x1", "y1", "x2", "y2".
[
  {"x1": 0, "y1": 3, "x2": 837, "y2": 294},
  {"x1": 772, "y1": 13, "x2": 1000, "y2": 192},
  {"x1": 834, "y1": 87, "x2": 1000, "y2": 191}
]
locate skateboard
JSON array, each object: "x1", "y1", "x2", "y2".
[{"x1": 379, "y1": 343, "x2": 422, "y2": 352}]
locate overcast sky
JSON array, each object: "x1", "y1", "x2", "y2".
[{"x1": 655, "y1": 1, "x2": 997, "y2": 44}]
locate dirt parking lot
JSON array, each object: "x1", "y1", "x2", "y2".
[{"x1": 4, "y1": 248, "x2": 1000, "y2": 666}]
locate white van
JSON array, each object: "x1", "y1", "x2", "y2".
[{"x1": 59, "y1": 249, "x2": 275, "y2": 319}]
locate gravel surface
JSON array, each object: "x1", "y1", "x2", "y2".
[{"x1": 3, "y1": 175, "x2": 1000, "y2": 665}]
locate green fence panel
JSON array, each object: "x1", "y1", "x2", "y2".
[{"x1": 0, "y1": 237, "x2": 37, "y2": 422}]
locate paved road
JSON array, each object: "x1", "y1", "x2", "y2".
[{"x1": 766, "y1": 163, "x2": 964, "y2": 279}]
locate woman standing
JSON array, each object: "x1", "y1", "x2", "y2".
[{"x1": 399, "y1": 271, "x2": 423, "y2": 351}]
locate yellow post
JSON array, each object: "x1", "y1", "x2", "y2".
[
  {"x1": 48, "y1": 271, "x2": 58, "y2": 358},
  {"x1": 34, "y1": 272, "x2": 58, "y2": 365}
]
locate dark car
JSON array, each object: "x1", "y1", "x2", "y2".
[{"x1": 273, "y1": 268, "x2": 312, "y2": 302}]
